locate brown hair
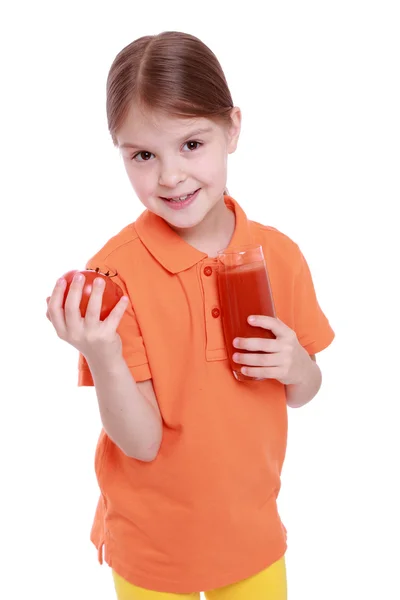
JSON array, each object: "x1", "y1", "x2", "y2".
[{"x1": 106, "y1": 31, "x2": 234, "y2": 147}]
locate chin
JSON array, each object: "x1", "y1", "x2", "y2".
[{"x1": 164, "y1": 213, "x2": 204, "y2": 231}]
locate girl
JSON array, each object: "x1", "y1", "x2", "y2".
[{"x1": 47, "y1": 31, "x2": 334, "y2": 599}]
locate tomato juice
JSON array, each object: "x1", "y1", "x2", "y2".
[{"x1": 218, "y1": 261, "x2": 276, "y2": 381}]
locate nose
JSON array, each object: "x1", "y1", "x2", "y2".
[{"x1": 158, "y1": 160, "x2": 186, "y2": 188}]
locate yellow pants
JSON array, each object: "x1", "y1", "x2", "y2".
[{"x1": 112, "y1": 556, "x2": 287, "y2": 599}]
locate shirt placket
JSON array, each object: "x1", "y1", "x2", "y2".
[{"x1": 199, "y1": 259, "x2": 227, "y2": 361}]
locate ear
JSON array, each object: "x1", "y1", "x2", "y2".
[{"x1": 227, "y1": 107, "x2": 242, "y2": 154}]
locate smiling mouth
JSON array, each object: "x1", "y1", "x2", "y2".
[{"x1": 161, "y1": 188, "x2": 200, "y2": 203}]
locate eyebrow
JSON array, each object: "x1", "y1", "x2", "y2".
[{"x1": 119, "y1": 127, "x2": 213, "y2": 150}]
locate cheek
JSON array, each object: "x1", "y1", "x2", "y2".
[
  {"x1": 197, "y1": 149, "x2": 227, "y2": 183},
  {"x1": 125, "y1": 165, "x2": 154, "y2": 196}
]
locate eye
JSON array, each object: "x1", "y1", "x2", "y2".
[
  {"x1": 132, "y1": 151, "x2": 154, "y2": 162},
  {"x1": 183, "y1": 141, "x2": 202, "y2": 152}
]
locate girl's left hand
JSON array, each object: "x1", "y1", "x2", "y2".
[{"x1": 232, "y1": 315, "x2": 312, "y2": 385}]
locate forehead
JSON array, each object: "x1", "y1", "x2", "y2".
[{"x1": 116, "y1": 103, "x2": 218, "y2": 146}]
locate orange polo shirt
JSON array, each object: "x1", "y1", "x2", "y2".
[{"x1": 78, "y1": 195, "x2": 334, "y2": 593}]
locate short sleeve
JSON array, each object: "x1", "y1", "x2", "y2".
[
  {"x1": 293, "y1": 248, "x2": 335, "y2": 355},
  {"x1": 77, "y1": 260, "x2": 151, "y2": 386}
]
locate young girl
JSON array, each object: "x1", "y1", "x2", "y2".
[{"x1": 47, "y1": 31, "x2": 334, "y2": 599}]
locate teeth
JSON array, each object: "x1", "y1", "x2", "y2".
[{"x1": 169, "y1": 194, "x2": 190, "y2": 202}]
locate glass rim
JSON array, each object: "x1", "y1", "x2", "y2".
[{"x1": 217, "y1": 243, "x2": 262, "y2": 255}]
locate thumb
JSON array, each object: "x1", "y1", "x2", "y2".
[{"x1": 105, "y1": 295, "x2": 129, "y2": 329}]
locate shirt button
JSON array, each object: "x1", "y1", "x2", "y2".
[
  {"x1": 204, "y1": 266, "x2": 213, "y2": 276},
  {"x1": 211, "y1": 307, "x2": 220, "y2": 318}
]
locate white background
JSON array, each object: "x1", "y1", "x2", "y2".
[{"x1": 1, "y1": 1, "x2": 399, "y2": 598}]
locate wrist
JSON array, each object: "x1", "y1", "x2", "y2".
[
  {"x1": 85, "y1": 353, "x2": 125, "y2": 376},
  {"x1": 297, "y1": 350, "x2": 318, "y2": 385},
  {"x1": 286, "y1": 356, "x2": 322, "y2": 408}
]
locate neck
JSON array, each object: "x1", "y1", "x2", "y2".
[{"x1": 173, "y1": 197, "x2": 236, "y2": 257}]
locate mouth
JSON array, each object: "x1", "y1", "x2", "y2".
[{"x1": 160, "y1": 188, "x2": 201, "y2": 210}]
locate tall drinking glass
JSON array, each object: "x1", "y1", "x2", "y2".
[{"x1": 217, "y1": 244, "x2": 276, "y2": 382}]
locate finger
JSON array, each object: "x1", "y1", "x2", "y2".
[
  {"x1": 247, "y1": 315, "x2": 292, "y2": 338},
  {"x1": 84, "y1": 277, "x2": 105, "y2": 324},
  {"x1": 64, "y1": 272, "x2": 85, "y2": 327},
  {"x1": 233, "y1": 337, "x2": 280, "y2": 353},
  {"x1": 233, "y1": 352, "x2": 281, "y2": 368},
  {"x1": 47, "y1": 279, "x2": 67, "y2": 334},
  {"x1": 240, "y1": 366, "x2": 282, "y2": 380},
  {"x1": 103, "y1": 295, "x2": 129, "y2": 330},
  {"x1": 46, "y1": 297, "x2": 50, "y2": 321}
]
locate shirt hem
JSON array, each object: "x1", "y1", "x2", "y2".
[{"x1": 96, "y1": 539, "x2": 287, "y2": 594}]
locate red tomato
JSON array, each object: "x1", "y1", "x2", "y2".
[{"x1": 61, "y1": 269, "x2": 124, "y2": 320}]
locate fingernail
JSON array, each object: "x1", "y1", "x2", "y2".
[
  {"x1": 74, "y1": 273, "x2": 83, "y2": 282},
  {"x1": 57, "y1": 278, "x2": 66, "y2": 286},
  {"x1": 233, "y1": 338, "x2": 240, "y2": 346},
  {"x1": 248, "y1": 316, "x2": 256, "y2": 323}
]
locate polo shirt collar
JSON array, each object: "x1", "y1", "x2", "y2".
[{"x1": 135, "y1": 196, "x2": 255, "y2": 274}]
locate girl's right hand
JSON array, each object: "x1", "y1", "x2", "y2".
[{"x1": 46, "y1": 272, "x2": 129, "y2": 365}]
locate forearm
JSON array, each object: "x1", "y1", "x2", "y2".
[
  {"x1": 86, "y1": 355, "x2": 162, "y2": 461},
  {"x1": 285, "y1": 356, "x2": 322, "y2": 408}
]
